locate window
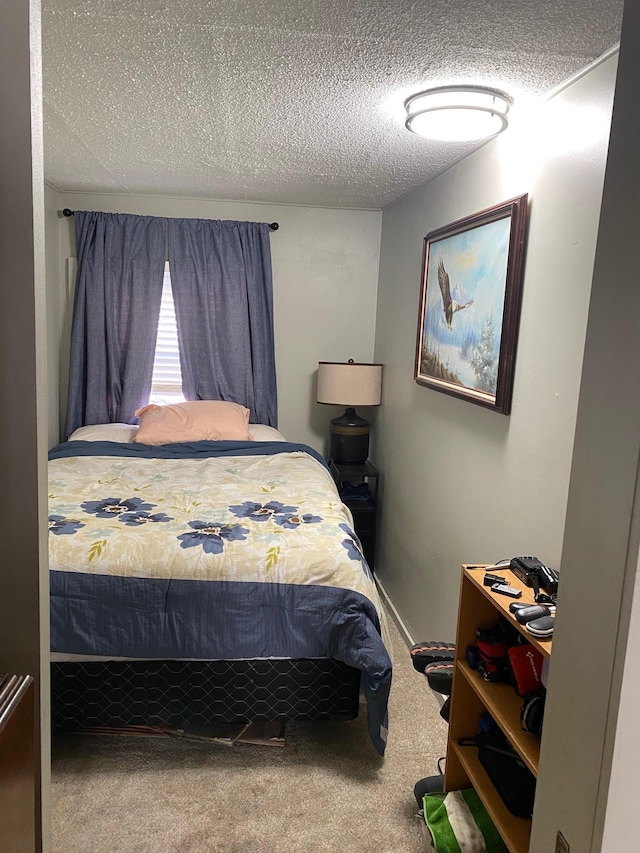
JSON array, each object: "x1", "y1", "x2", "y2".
[{"x1": 149, "y1": 263, "x2": 185, "y2": 405}]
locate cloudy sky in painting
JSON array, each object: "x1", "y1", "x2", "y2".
[{"x1": 425, "y1": 216, "x2": 511, "y2": 346}]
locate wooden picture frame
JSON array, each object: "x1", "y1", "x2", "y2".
[{"x1": 414, "y1": 194, "x2": 529, "y2": 415}]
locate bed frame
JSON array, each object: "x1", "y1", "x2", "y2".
[{"x1": 51, "y1": 659, "x2": 361, "y2": 733}]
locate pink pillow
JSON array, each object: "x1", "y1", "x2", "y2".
[{"x1": 134, "y1": 401, "x2": 251, "y2": 445}]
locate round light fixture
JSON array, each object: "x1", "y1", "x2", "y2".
[{"x1": 404, "y1": 85, "x2": 512, "y2": 142}]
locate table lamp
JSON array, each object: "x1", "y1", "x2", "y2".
[{"x1": 317, "y1": 359, "x2": 383, "y2": 463}]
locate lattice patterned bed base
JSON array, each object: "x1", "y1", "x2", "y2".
[{"x1": 51, "y1": 659, "x2": 361, "y2": 732}]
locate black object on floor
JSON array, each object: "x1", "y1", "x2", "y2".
[
  {"x1": 410, "y1": 641, "x2": 455, "y2": 672},
  {"x1": 413, "y1": 774, "x2": 445, "y2": 807},
  {"x1": 424, "y1": 661, "x2": 455, "y2": 695},
  {"x1": 410, "y1": 644, "x2": 453, "y2": 814},
  {"x1": 439, "y1": 696, "x2": 451, "y2": 724}
]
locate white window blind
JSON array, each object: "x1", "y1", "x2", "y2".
[{"x1": 149, "y1": 264, "x2": 185, "y2": 405}]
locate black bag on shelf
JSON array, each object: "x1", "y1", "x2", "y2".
[
  {"x1": 520, "y1": 689, "x2": 546, "y2": 736},
  {"x1": 459, "y1": 725, "x2": 536, "y2": 818}
]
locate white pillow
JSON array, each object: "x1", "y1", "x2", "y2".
[
  {"x1": 68, "y1": 423, "x2": 139, "y2": 443},
  {"x1": 68, "y1": 422, "x2": 285, "y2": 443},
  {"x1": 248, "y1": 424, "x2": 287, "y2": 442}
]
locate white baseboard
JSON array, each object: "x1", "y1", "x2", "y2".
[
  {"x1": 375, "y1": 575, "x2": 415, "y2": 648},
  {"x1": 376, "y1": 576, "x2": 448, "y2": 709}
]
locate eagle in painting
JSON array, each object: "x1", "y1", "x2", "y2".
[{"x1": 437, "y1": 259, "x2": 474, "y2": 328}]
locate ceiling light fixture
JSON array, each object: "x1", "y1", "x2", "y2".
[{"x1": 404, "y1": 85, "x2": 512, "y2": 142}]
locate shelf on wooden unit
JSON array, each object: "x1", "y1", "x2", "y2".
[
  {"x1": 451, "y1": 740, "x2": 532, "y2": 853},
  {"x1": 444, "y1": 565, "x2": 553, "y2": 853},
  {"x1": 462, "y1": 565, "x2": 553, "y2": 658},
  {"x1": 457, "y1": 662, "x2": 541, "y2": 776}
]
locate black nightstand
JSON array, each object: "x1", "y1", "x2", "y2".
[{"x1": 329, "y1": 459, "x2": 379, "y2": 571}]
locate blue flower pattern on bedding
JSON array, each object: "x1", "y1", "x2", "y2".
[
  {"x1": 274, "y1": 512, "x2": 322, "y2": 529},
  {"x1": 81, "y1": 497, "x2": 156, "y2": 518},
  {"x1": 118, "y1": 511, "x2": 174, "y2": 526},
  {"x1": 48, "y1": 515, "x2": 85, "y2": 535},
  {"x1": 339, "y1": 522, "x2": 372, "y2": 579},
  {"x1": 229, "y1": 500, "x2": 297, "y2": 521},
  {"x1": 229, "y1": 500, "x2": 322, "y2": 530},
  {"x1": 177, "y1": 520, "x2": 251, "y2": 554}
]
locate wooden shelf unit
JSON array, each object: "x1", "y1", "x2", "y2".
[{"x1": 444, "y1": 565, "x2": 552, "y2": 853}]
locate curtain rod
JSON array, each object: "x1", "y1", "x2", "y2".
[{"x1": 61, "y1": 209, "x2": 279, "y2": 231}]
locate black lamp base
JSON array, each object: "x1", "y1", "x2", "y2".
[{"x1": 329, "y1": 407, "x2": 370, "y2": 464}]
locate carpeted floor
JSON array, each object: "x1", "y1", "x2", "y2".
[{"x1": 51, "y1": 613, "x2": 448, "y2": 852}]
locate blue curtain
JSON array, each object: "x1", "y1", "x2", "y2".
[
  {"x1": 168, "y1": 218, "x2": 278, "y2": 426},
  {"x1": 65, "y1": 212, "x2": 166, "y2": 437}
]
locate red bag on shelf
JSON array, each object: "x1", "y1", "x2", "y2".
[{"x1": 508, "y1": 643, "x2": 543, "y2": 696}]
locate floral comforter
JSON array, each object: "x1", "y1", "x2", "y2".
[{"x1": 48, "y1": 440, "x2": 392, "y2": 753}]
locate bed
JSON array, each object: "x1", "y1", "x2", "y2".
[{"x1": 48, "y1": 414, "x2": 392, "y2": 754}]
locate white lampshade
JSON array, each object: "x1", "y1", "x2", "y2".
[
  {"x1": 404, "y1": 85, "x2": 512, "y2": 142},
  {"x1": 317, "y1": 361, "x2": 382, "y2": 407}
]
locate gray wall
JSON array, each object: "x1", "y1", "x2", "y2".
[
  {"x1": 54, "y1": 192, "x2": 382, "y2": 450},
  {"x1": 373, "y1": 55, "x2": 617, "y2": 644},
  {"x1": 0, "y1": 0, "x2": 50, "y2": 847},
  {"x1": 536, "y1": 3, "x2": 640, "y2": 849},
  {"x1": 372, "y1": 41, "x2": 640, "y2": 852}
]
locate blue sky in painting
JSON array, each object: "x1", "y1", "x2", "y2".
[{"x1": 422, "y1": 216, "x2": 511, "y2": 390}]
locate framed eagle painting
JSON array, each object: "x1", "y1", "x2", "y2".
[{"x1": 414, "y1": 194, "x2": 529, "y2": 415}]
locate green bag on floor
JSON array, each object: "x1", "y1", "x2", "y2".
[{"x1": 422, "y1": 789, "x2": 507, "y2": 853}]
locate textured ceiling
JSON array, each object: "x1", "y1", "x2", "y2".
[{"x1": 42, "y1": 0, "x2": 623, "y2": 209}]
